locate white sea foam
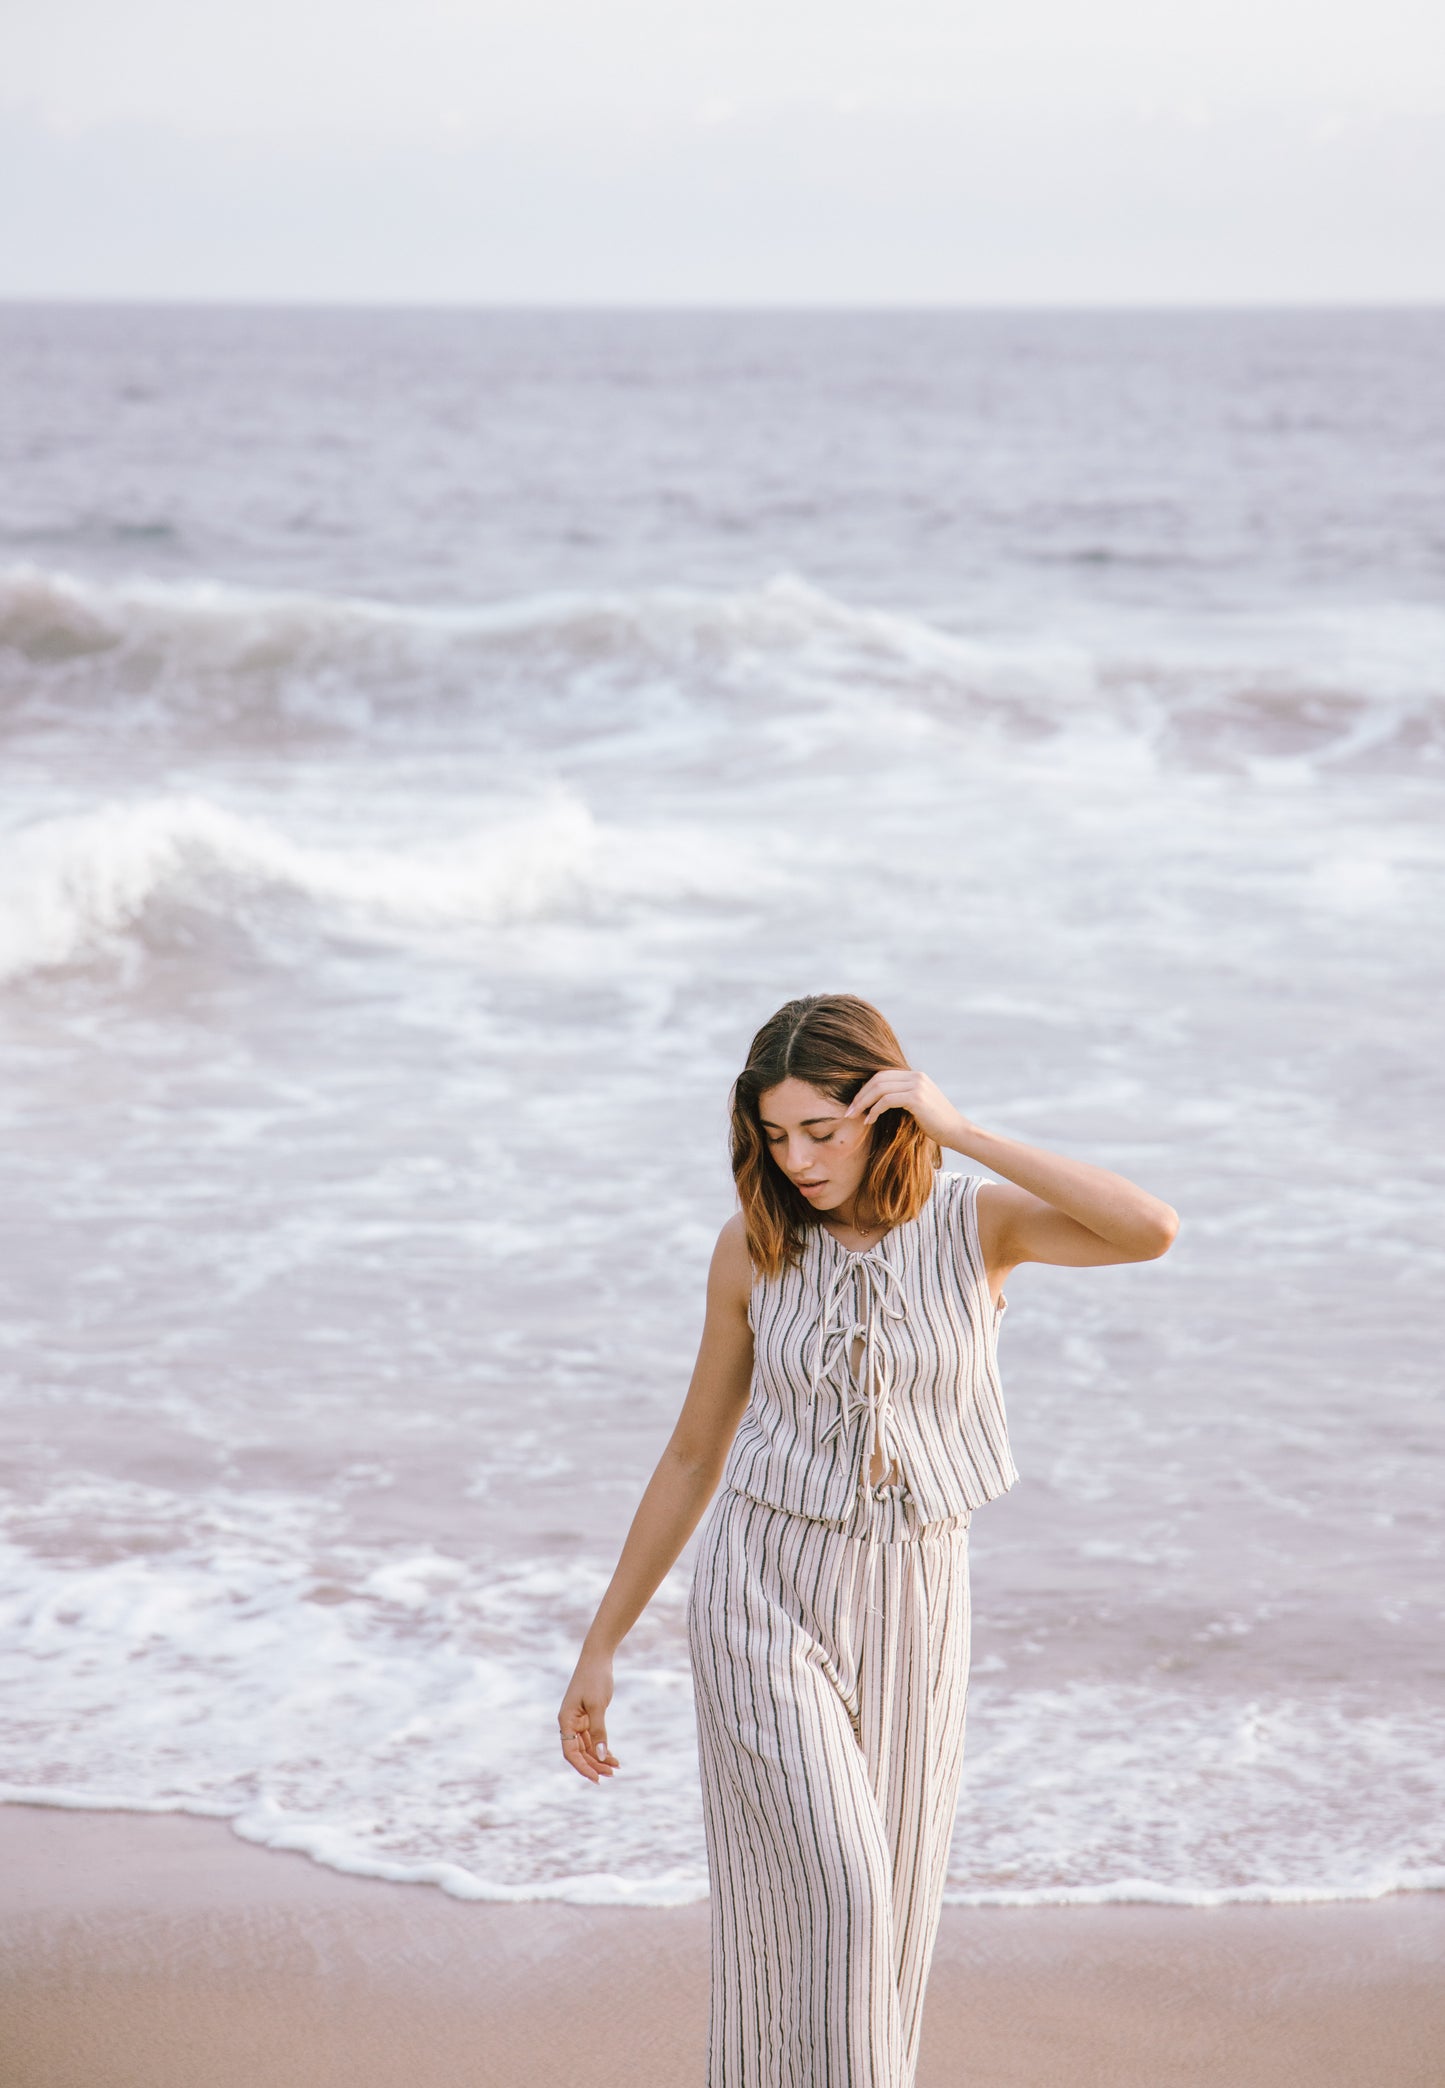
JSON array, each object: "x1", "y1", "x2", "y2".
[
  {"x1": 2, "y1": 1480, "x2": 1441, "y2": 1910},
  {"x1": 5, "y1": 1776, "x2": 1441, "y2": 1910}
]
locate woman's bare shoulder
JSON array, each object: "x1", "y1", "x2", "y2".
[
  {"x1": 974, "y1": 1176, "x2": 1023, "y2": 1263},
  {"x1": 709, "y1": 1212, "x2": 755, "y2": 1306}
]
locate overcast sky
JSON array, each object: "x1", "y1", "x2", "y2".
[{"x1": 3, "y1": 0, "x2": 1442, "y2": 302}]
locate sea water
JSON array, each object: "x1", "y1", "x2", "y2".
[{"x1": 0, "y1": 305, "x2": 1441, "y2": 1906}]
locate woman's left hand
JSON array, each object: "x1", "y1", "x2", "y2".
[{"x1": 845, "y1": 1069, "x2": 968, "y2": 1149}]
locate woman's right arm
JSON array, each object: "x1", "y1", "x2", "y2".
[{"x1": 557, "y1": 1213, "x2": 755, "y2": 1783}]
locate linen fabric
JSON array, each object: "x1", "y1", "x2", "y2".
[
  {"x1": 686, "y1": 1475, "x2": 972, "y2": 2087},
  {"x1": 719, "y1": 1170, "x2": 1017, "y2": 1527}
]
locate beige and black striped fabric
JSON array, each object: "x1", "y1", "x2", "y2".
[
  {"x1": 686, "y1": 1475, "x2": 972, "y2": 2087},
  {"x1": 720, "y1": 1170, "x2": 1017, "y2": 1527},
  {"x1": 685, "y1": 1170, "x2": 1016, "y2": 2083}
]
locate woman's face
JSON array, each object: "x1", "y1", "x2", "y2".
[{"x1": 758, "y1": 1077, "x2": 873, "y2": 1214}]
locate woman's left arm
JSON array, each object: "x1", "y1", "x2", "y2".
[{"x1": 845, "y1": 1069, "x2": 1179, "y2": 1275}]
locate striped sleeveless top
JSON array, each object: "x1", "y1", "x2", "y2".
[{"x1": 721, "y1": 1169, "x2": 1018, "y2": 1528}]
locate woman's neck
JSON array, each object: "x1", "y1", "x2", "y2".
[{"x1": 823, "y1": 1193, "x2": 882, "y2": 1241}]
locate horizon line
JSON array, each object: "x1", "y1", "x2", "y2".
[{"x1": 2, "y1": 293, "x2": 1442, "y2": 316}]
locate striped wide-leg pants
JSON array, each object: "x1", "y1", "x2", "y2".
[{"x1": 685, "y1": 1478, "x2": 972, "y2": 2088}]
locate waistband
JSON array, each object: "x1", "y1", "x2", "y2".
[{"x1": 724, "y1": 1478, "x2": 970, "y2": 1543}]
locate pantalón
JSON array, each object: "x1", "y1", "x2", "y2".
[{"x1": 685, "y1": 1477, "x2": 972, "y2": 2088}]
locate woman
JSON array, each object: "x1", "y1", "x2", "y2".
[{"x1": 558, "y1": 994, "x2": 1178, "y2": 2087}]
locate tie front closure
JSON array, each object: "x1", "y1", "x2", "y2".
[{"x1": 810, "y1": 1242, "x2": 909, "y2": 1484}]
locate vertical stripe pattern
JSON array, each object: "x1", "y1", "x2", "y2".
[
  {"x1": 686, "y1": 1477, "x2": 972, "y2": 2087},
  {"x1": 721, "y1": 1170, "x2": 1017, "y2": 1527}
]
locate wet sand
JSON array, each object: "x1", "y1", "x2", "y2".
[{"x1": 2, "y1": 1803, "x2": 1442, "y2": 2087}]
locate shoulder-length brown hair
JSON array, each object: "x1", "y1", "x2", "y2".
[{"x1": 730, "y1": 994, "x2": 940, "y2": 1278}]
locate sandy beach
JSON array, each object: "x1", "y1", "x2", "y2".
[{"x1": 2, "y1": 1803, "x2": 1442, "y2": 2087}]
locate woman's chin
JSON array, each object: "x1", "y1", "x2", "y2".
[{"x1": 799, "y1": 1187, "x2": 848, "y2": 1213}]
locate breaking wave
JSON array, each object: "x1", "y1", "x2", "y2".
[
  {"x1": 0, "y1": 789, "x2": 766, "y2": 984},
  {"x1": 2, "y1": 561, "x2": 1441, "y2": 771}
]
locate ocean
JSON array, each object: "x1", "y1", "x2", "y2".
[{"x1": 0, "y1": 303, "x2": 1441, "y2": 1908}]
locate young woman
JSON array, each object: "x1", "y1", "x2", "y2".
[{"x1": 558, "y1": 994, "x2": 1178, "y2": 2087}]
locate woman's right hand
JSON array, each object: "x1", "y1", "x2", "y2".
[
  {"x1": 558, "y1": 1650, "x2": 619, "y2": 1782},
  {"x1": 553, "y1": 1217, "x2": 755, "y2": 1787}
]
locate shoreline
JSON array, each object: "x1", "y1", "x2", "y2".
[{"x1": 3, "y1": 1805, "x2": 1444, "y2": 2086}]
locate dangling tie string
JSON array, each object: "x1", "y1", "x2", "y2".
[
  {"x1": 812, "y1": 1249, "x2": 909, "y2": 1481},
  {"x1": 804, "y1": 1248, "x2": 909, "y2": 1632}
]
